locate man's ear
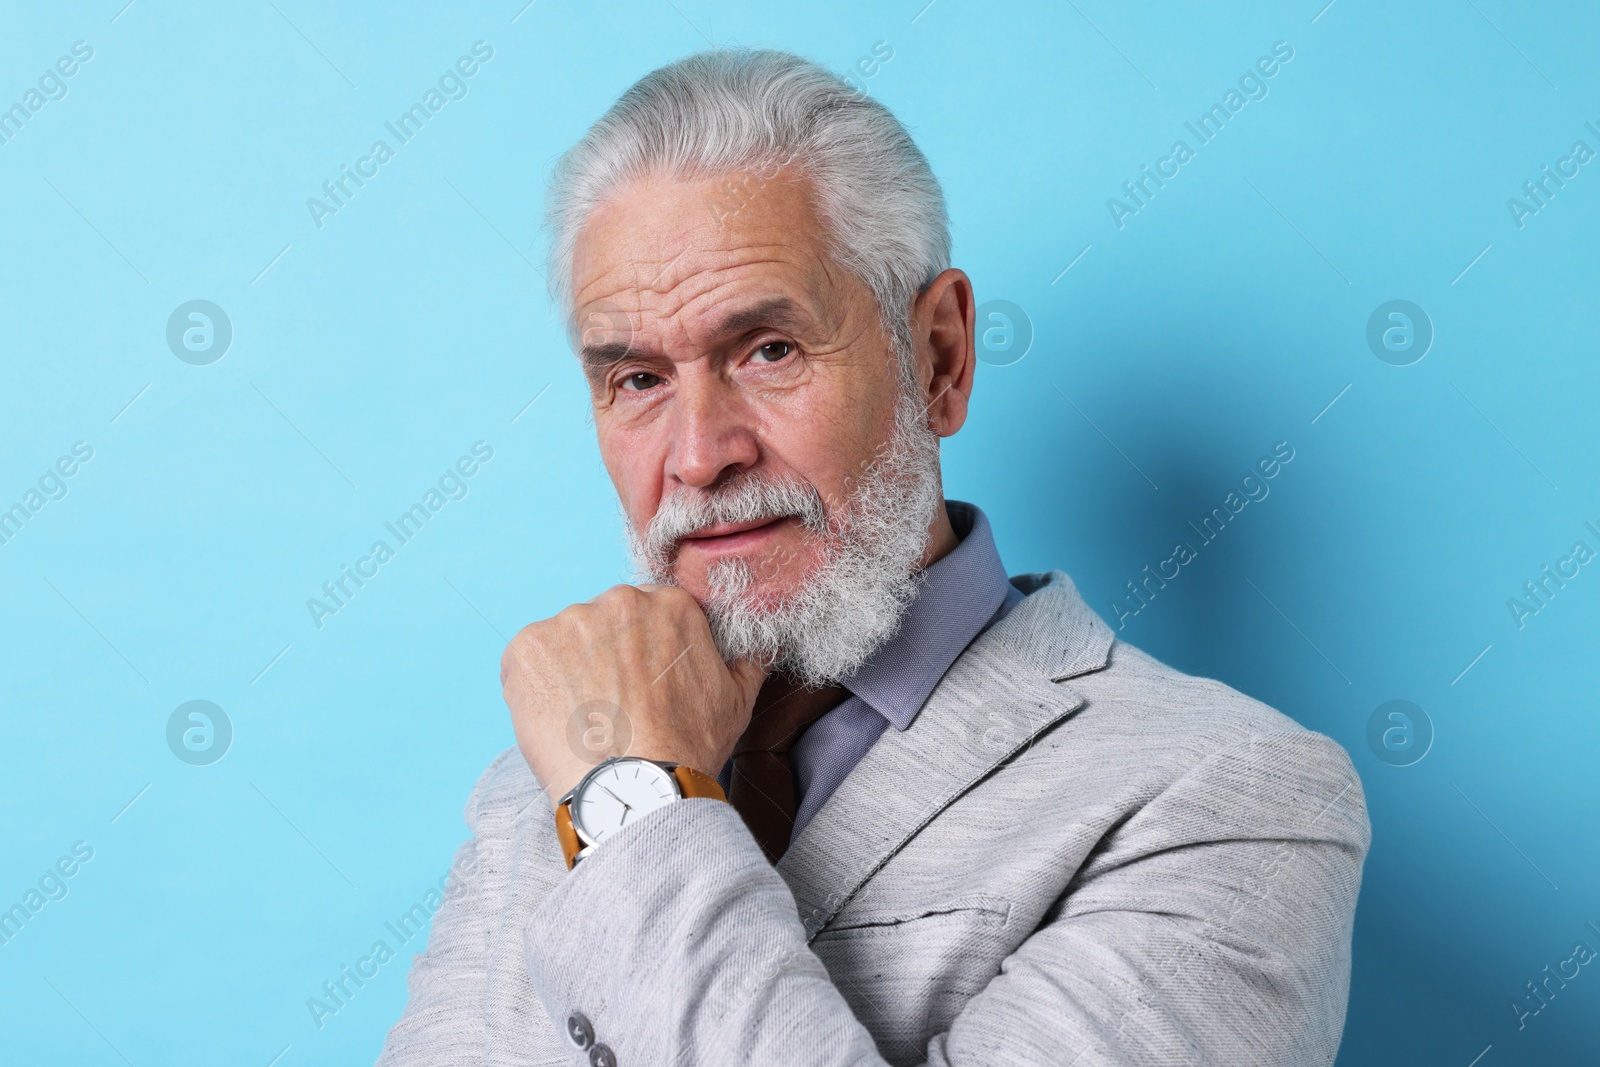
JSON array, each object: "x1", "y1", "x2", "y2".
[{"x1": 910, "y1": 268, "x2": 977, "y2": 438}]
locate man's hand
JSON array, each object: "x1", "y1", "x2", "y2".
[{"x1": 500, "y1": 583, "x2": 770, "y2": 807}]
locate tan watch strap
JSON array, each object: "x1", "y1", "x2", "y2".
[
  {"x1": 670, "y1": 763, "x2": 728, "y2": 802},
  {"x1": 554, "y1": 802, "x2": 583, "y2": 870},
  {"x1": 557, "y1": 761, "x2": 726, "y2": 870}
]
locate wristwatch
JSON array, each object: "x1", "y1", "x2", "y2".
[{"x1": 554, "y1": 757, "x2": 726, "y2": 870}]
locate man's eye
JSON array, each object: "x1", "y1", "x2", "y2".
[
  {"x1": 619, "y1": 372, "x2": 663, "y2": 392},
  {"x1": 750, "y1": 341, "x2": 792, "y2": 364}
]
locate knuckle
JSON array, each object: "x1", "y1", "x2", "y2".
[{"x1": 552, "y1": 604, "x2": 595, "y2": 637}]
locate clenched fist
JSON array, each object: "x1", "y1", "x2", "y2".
[{"x1": 499, "y1": 583, "x2": 770, "y2": 807}]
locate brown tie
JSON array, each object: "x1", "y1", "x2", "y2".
[{"x1": 728, "y1": 675, "x2": 850, "y2": 864}]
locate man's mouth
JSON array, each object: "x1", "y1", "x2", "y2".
[{"x1": 677, "y1": 515, "x2": 793, "y2": 554}]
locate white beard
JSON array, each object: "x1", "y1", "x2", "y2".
[{"x1": 625, "y1": 378, "x2": 943, "y2": 688}]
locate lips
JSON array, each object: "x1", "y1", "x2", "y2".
[
  {"x1": 681, "y1": 517, "x2": 787, "y2": 540},
  {"x1": 673, "y1": 516, "x2": 797, "y2": 558}
]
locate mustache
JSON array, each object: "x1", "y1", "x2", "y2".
[{"x1": 642, "y1": 474, "x2": 827, "y2": 565}]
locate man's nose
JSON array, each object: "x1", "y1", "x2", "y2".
[{"x1": 665, "y1": 377, "x2": 759, "y2": 489}]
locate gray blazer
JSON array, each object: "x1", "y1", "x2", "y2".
[{"x1": 376, "y1": 571, "x2": 1369, "y2": 1066}]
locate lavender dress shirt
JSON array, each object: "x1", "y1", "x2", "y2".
[{"x1": 718, "y1": 500, "x2": 1024, "y2": 845}]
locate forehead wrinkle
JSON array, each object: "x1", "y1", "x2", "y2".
[
  {"x1": 648, "y1": 256, "x2": 830, "y2": 358},
  {"x1": 578, "y1": 243, "x2": 785, "y2": 322}
]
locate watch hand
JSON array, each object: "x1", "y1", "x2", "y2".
[{"x1": 600, "y1": 785, "x2": 631, "y2": 809}]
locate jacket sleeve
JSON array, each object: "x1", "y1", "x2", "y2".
[
  {"x1": 373, "y1": 753, "x2": 513, "y2": 1067},
  {"x1": 520, "y1": 730, "x2": 1369, "y2": 1067}
]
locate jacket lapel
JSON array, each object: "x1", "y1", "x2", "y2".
[{"x1": 777, "y1": 570, "x2": 1114, "y2": 941}]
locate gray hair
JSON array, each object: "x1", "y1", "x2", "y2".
[{"x1": 543, "y1": 48, "x2": 951, "y2": 371}]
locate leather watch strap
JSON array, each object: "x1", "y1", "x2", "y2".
[
  {"x1": 554, "y1": 802, "x2": 583, "y2": 870},
  {"x1": 557, "y1": 761, "x2": 726, "y2": 870},
  {"x1": 670, "y1": 763, "x2": 728, "y2": 802}
]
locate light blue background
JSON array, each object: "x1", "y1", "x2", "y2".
[{"x1": 2, "y1": 1, "x2": 1596, "y2": 1063}]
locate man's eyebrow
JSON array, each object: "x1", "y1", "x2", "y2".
[
  {"x1": 704, "y1": 296, "x2": 814, "y2": 341},
  {"x1": 579, "y1": 337, "x2": 647, "y2": 372},
  {"x1": 578, "y1": 296, "x2": 815, "y2": 372}
]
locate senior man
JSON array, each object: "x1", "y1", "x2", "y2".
[{"x1": 378, "y1": 48, "x2": 1368, "y2": 1067}]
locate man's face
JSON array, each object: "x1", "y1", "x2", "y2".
[{"x1": 570, "y1": 167, "x2": 904, "y2": 607}]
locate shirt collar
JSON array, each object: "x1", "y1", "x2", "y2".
[{"x1": 842, "y1": 500, "x2": 1015, "y2": 732}]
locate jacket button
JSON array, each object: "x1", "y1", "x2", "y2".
[
  {"x1": 589, "y1": 1043, "x2": 617, "y2": 1067},
  {"x1": 564, "y1": 1011, "x2": 593, "y2": 1049}
]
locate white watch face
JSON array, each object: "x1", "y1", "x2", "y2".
[{"x1": 570, "y1": 759, "x2": 679, "y2": 845}]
